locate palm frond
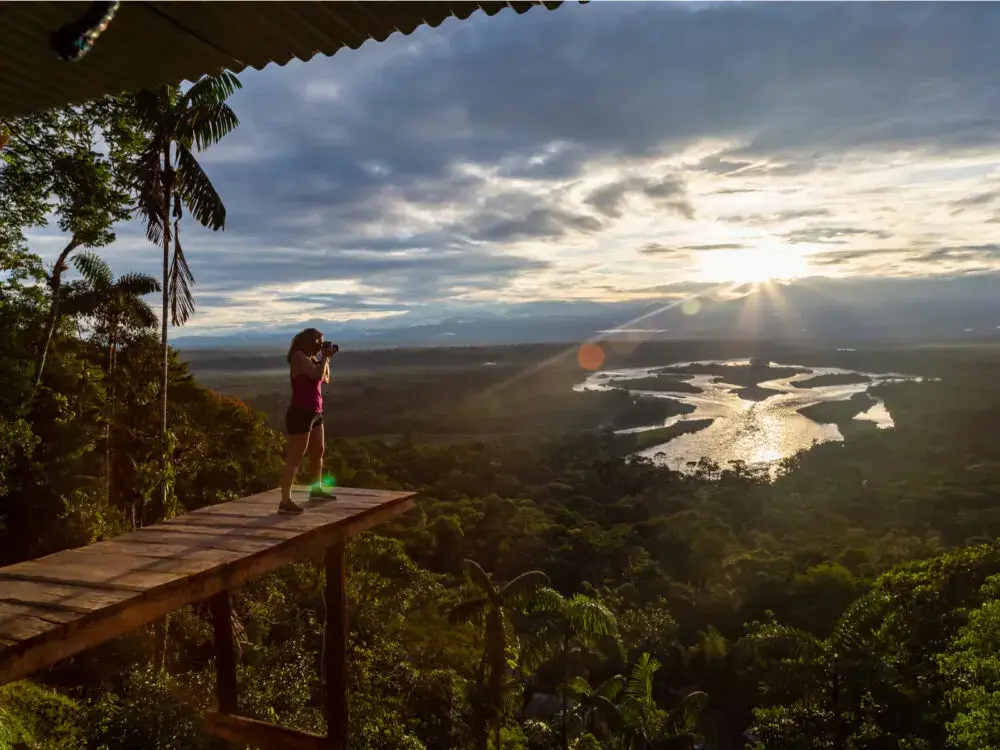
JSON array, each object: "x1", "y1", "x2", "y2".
[
  {"x1": 123, "y1": 297, "x2": 158, "y2": 329},
  {"x1": 169, "y1": 227, "x2": 195, "y2": 326},
  {"x1": 520, "y1": 620, "x2": 562, "y2": 673},
  {"x1": 831, "y1": 589, "x2": 890, "y2": 655},
  {"x1": 60, "y1": 290, "x2": 104, "y2": 317},
  {"x1": 72, "y1": 251, "x2": 113, "y2": 289},
  {"x1": 563, "y1": 675, "x2": 595, "y2": 698},
  {"x1": 183, "y1": 72, "x2": 242, "y2": 107},
  {"x1": 500, "y1": 570, "x2": 550, "y2": 609},
  {"x1": 133, "y1": 86, "x2": 170, "y2": 129},
  {"x1": 664, "y1": 690, "x2": 709, "y2": 735},
  {"x1": 182, "y1": 102, "x2": 240, "y2": 152},
  {"x1": 462, "y1": 559, "x2": 492, "y2": 593},
  {"x1": 625, "y1": 653, "x2": 660, "y2": 706},
  {"x1": 448, "y1": 597, "x2": 488, "y2": 626},
  {"x1": 566, "y1": 595, "x2": 619, "y2": 640},
  {"x1": 175, "y1": 144, "x2": 227, "y2": 231},
  {"x1": 525, "y1": 586, "x2": 566, "y2": 616},
  {"x1": 595, "y1": 674, "x2": 625, "y2": 702},
  {"x1": 115, "y1": 272, "x2": 160, "y2": 297},
  {"x1": 132, "y1": 146, "x2": 167, "y2": 245}
]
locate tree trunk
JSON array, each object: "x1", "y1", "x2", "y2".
[
  {"x1": 106, "y1": 320, "x2": 119, "y2": 522},
  {"x1": 154, "y1": 144, "x2": 173, "y2": 672},
  {"x1": 160, "y1": 144, "x2": 171, "y2": 516},
  {"x1": 29, "y1": 238, "x2": 81, "y2": 404}
]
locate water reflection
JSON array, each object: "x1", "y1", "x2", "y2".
[{"x1": 576, "y1": 359, "x2": 920, "y2": 473}]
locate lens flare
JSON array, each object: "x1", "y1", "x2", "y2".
[
  {"x1": 681, "y1": 297, "x2": 702, "y2": 316},
  {"x1": 577, "y1": 342, "x2": 606, "y2": 371}
]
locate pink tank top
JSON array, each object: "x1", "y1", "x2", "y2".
[{"x1": 290, "y1": 374, "x2": 322, "y2": 413}]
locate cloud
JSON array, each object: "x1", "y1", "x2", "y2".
[
  {"x1": 24, "y1": 1, "x2": 1000, "y2": 333},
  {"x1": 782, "y1": 226, "x2": 893, "y2": 245}
]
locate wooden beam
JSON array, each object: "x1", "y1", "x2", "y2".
[
  {"x1": 203, "y1": 712, "x2": 328, "y2": 750},
  {"x1": 325, "y1": 542, "x2": 348, "y2": 750},
  {"x1": 209, "y1": 591, "x2": 237, "y2": 715}
]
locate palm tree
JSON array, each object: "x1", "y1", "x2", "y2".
[
  {"x1": 61, "y1": 251, "x2": 159, "y2": 524},
  {"x1": 449, "y1": 559, "x2": 549, "y2": 750},
  {"x1": 561, "y1": 673, "x2": 626, "y2": 744},
  {"x1": 132, "y1": 72, "x2": 240, "y2": 516},
  {"x1": 522, "y1": 588, "x2": 621, "y2": 750},
  {"x1": 617, "y1": 654, "x2": 707, "y2": 750}
]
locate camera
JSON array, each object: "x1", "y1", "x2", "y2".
[{"x1": 321, "y1": 341, "x2": 339, "y2": 355}]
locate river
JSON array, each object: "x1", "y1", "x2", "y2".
[{"x1": 576, "y1": 359, "x2": 921, "y2": 473}]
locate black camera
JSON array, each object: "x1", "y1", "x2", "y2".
[{"x1": 321, "y1": 341, "x2": 339, "y2": 355}]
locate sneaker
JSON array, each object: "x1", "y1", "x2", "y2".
[
  {"x1": 309, "y1": 486, "x2": 339, "y2": 502},
  {"x1": 278, "y1": 499, "x2": 305, "y2": 515}
]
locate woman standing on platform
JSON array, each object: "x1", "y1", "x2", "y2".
[{"x1": 278, "y1": 327, "x2": 340, "y2": 514}]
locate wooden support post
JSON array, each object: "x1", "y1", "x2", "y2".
[
  {"x1": 325, "y1": 541, "x2": 348, "y2": 750},
  {"x1": 209, "y1": 591, "x2": 238, "y2": 715}
]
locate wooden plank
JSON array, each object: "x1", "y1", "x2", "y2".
[
  {"x1": 0, "y1": 487, "x2": 415, "y2": 685},
  {"x1": 325, "y1": 542, "x2": 348, "y2": 750},
  {"x1": 209, "y1": 592, "x2": 237, "y2": 715},
  {"x1": 203, "y1": 712, "x2": 329, "y2": 750},
  {"x1": 0, "y1": 578, "x2": 136, "y2": 612}
]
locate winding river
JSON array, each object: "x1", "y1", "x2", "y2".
[{"x1": 576, "y1": 359, "x2": 920, "y2": 473}]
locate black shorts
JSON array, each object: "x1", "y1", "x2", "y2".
[{"x1": 286, "y1": 407, "x2": 323, "y2": 435}]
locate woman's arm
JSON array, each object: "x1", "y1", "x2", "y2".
[
  {"x1": 291, "y1": 349, "x2": 328, "y2": 381},
  {"x1": 321, "y1": 356, "x2": 331, "y2": 384}
]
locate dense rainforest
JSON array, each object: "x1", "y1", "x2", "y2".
[{"x1": 4, "y1": 80, "x2": 1000, "y2": 750}]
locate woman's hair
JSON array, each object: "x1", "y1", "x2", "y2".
[{"x1": 287, "y1": 327, "x2": 323, "y2": 364}]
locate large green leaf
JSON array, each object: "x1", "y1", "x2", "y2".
[
  {"x1": 132, "y1": 145, "x2": 166, "y2": 245},
  {"x1": 183, "y1": 72, "x2": 242, "y2": 108},
  {"x1": 71, "y1": 251, "x2": 113, "y2": 290},
  {"x1": 168, "y1": 223, "x2": 195, "y2": 327},
  {"x1": 462, "y1": 559, "x2": 493, "y2": 594},
  {"x1": 500, "y1": 570, "x2": 549, "y2": 609},
  {"x1": 115, "y1": 272, "x2": 160, "y2": 298},
  {"x1": 180, "y1": 102, "x2": 240, "y2": 153},
  {"x1": 175, "y1": 144, "x2": 226, "y2": 231}
]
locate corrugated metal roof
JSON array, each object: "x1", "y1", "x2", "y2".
[{"x1": 0, "y1": 1, "x2": 569, "y2": 119}]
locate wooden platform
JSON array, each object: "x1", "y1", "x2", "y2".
[{"x1": 0, "y1": 485, "x2": 415, "y2": 687}]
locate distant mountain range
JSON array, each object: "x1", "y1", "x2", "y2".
[{"x1": 174, "y1": 275, "x2": 1000, "y2": 350}]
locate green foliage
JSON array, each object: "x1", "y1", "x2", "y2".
[
  {"x1": 83, "y1": 667, "x2": 211, "y2": 749},
  {"x1": 0, "y1": 681, "x2": 84, "y2": 749}
]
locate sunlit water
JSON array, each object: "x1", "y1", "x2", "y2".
[{"x1": 576, "y1": 359, "x2": 922, "y2": 473}]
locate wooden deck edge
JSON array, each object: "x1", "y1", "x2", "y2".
[
  {"x1": 0, "y1": 495, "x2": 416, "y2": 686},
  {"x1": 204, "y1": 711, "x2": 333, "y2": 750}
]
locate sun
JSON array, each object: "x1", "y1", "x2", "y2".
[{"x1": 697, "y1": 245, "x2": 808, "y2": 285}]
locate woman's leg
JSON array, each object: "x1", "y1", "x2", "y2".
[
  {"x1": 280, "y1": 431, "x2": 310, "y2": 505},
  {"x1": 305, "y1": 421, "x2": 325, "y2": 487},
  {"x1": 306, "y1": 420, "x2": 338, "y2": 501}
]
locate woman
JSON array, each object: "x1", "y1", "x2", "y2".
[{"x1": 278, "y1": 327, "x2": 340, "y2": 514}]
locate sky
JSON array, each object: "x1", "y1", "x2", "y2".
[{"x1": 27, "y1": 1, "x2": 1000, "y2": 334}]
